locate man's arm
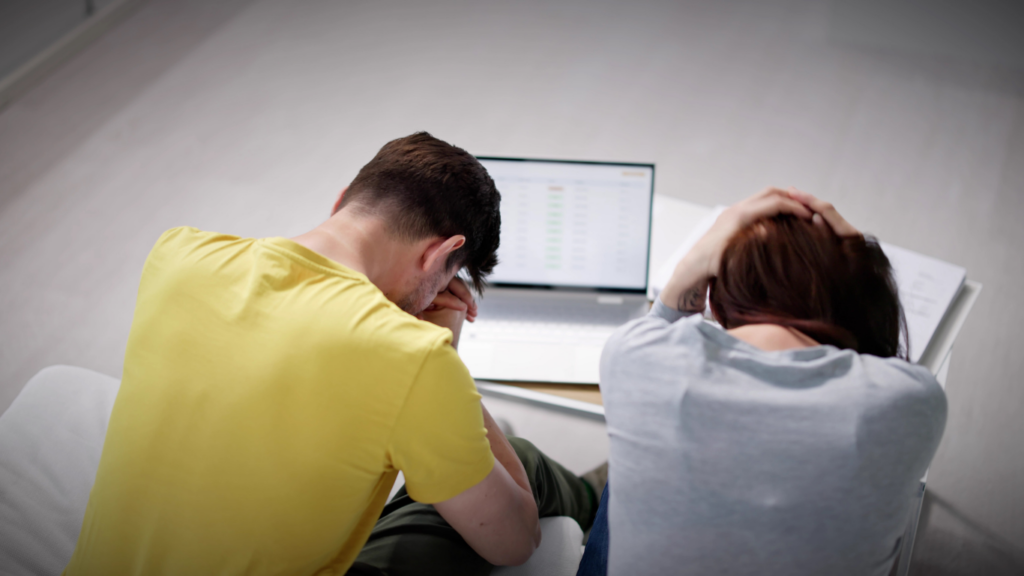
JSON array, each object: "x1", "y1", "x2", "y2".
[
  {"x1": 433, "y1": 404, "x2": 541, "y2": 566},
  {"x1": 417, "y1": 277, "x2": 541, "y2": 566}
]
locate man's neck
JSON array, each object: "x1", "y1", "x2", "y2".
[{"x1": 290, "y1": 211, "x2": 411, "y2": 293}]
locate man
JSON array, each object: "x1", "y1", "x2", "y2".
[{"x1": 65, "y1": 133, "x2": 599, "y2": 575}]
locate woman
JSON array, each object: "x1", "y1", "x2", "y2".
[{"x1": 579, "y1": 188, "x2": 946, "y2": 576}]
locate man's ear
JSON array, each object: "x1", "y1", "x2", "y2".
[
  {"x1": 332, "y1": 186, "x2": 349, "y2": 215},
  {"x1": 421, "y1": 235, "x2": 466, "y2": 273}
]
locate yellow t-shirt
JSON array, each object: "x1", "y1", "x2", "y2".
[{"x1": 64, "y1": 227, "x2": 495, "y2": 575}]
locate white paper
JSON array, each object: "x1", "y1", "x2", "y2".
[
  {"x1": 879, "y1": 243, "x2": 965, "y2": 363},
  {"x1": 650, "y1": 205, "x2": 727, "y2": 299}
]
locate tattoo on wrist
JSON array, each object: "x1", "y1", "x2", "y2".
[{"x1": 676, "y1": 286, "x2": 707, "y2": 313}]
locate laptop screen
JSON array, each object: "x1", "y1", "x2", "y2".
[{"x1": 477, "y1": 157, "x2": 655, "y2": 292}]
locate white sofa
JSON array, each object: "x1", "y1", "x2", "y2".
[{"x1": 0, "y1": 366, "x2": 583, "y2": 576}]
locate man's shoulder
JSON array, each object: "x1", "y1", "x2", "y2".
[
  {"x1": 143, "y1": 227, "x2": 251, "y2": 274},
  {"x1": 152, "y1": 226, "x2": 242, "y2": 252},
  {"x1": 355, "y1": 304, "x2": 454, "y2": 356},
  {"x1": 292, "y1": 274, "x2": 454, "y2": 367}
]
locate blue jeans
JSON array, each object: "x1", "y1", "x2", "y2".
[{"x1": 576, "y1": 483, "x2": 609, "y2": 576}]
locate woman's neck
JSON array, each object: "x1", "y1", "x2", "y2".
[{"x1": 726, "y1": 324, "x2": 819, "y2": 352}]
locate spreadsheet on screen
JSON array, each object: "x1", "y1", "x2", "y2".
[{"x1": 478, "y1": 158, "x2": 654, "y2": 291}]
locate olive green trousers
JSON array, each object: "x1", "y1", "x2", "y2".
[{"x1": 346, "y1": 437, "x2": 596, "y2": 576}]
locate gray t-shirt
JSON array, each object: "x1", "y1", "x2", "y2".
[{"x1": 600, "y1": 299, "x2": 947, "y2": 576}]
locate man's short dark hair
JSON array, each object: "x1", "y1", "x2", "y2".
[{"x1": 337, "y1": 132, "x2": 501, "y2": 293}]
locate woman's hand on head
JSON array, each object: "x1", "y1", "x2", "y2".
[
  {"x1": 661, "y1": 187, "x2": 857, "y2": 313},
  {"x1": 689, "y1": 187, "x2": 814, "y2": 278},
  {"x1": 662, "y1": 187, "x2": 810, "y2": 312},
  {"x1": 785, "y1": 188, "x2": 860, "y2": 238}
]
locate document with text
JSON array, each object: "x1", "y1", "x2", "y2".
[{"x1": 879, "y1": 242, "x2": 965, "y2": 363}]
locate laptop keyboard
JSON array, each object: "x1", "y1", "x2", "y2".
[
  {"x1": 465, "y1": 319, "x2": 617, "y2": 344},
  {"x1": 475, "y1": 296, "x2": 639, "y2": 326},
  {"x1": 465, "y1": 293, "x2": 645, "y2": 345}
]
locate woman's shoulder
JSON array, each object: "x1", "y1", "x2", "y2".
[
  {"x1": 604, "y1": 311, "x2": 706, "y2": 361},
  {"x1": 857, "y1": 354, "x2": 947, "y2": 410},
  {"x1": 600, "y1": 313, "x2": 713, "y2": 398}
]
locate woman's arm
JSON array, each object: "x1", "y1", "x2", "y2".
[{"x1": 661, "y1": 187, "x2": 815, "y2": 312}]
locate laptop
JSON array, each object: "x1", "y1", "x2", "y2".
[{"x1": 459, "y1": 157, "x2": 656, "y2": 385}]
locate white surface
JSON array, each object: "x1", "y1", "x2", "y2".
[
  {"x1": 493, "y1": 516, "x2": 584, "y2": 576},
  {"x1": 916, "y1": 280, "x2": 983, "y2": 377},
  {"x1": 478, "y1": 381, "x2": 607, "y2": 419},
  {"x1": 469, "y1": 320, "x2": 617, "y2": 344},
  {"x1": 650, "y1": 204, "x2": 724, "y2": 300},
  {"x1": 646, "y1": 196, "x2": 716, "y2": 300},
  {"x1": 461, "y1": 289, "x2": 646, "y2": 385},
  {"x1": 461, "y1": 326, "x2": 610, "y2": 384},
  {"x1": 461, "y1": 327, "x2": 609, "y2": 384},
  {"x1": 881, "y1": 242, "x2": 967, "y2": 364},
  {"x1": 0, "y1": 366, "x2": 120, "y2": 576},
  {"x1": 480, "y1": 158, "x2": 654, "y2": 291}
]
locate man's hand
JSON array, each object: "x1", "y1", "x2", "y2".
[{"x1": 417, "y1": 277, "x2": 477, "y2": 349}]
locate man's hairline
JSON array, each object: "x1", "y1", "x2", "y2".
[{"x1": 335, "y1": 197, "x2": 477, "y2": 275}]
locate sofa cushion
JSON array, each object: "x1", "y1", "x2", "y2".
[{"x1": 0, "y1": 366, "x2": 120, "y2": 575}]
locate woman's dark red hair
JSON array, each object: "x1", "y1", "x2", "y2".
[{"x1": 708, "y1": 215, "x2": 908, "y2": 359}]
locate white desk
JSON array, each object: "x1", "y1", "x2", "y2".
[{"x1": 477, "y1": 195, "x2": 981, "y2": 575}]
